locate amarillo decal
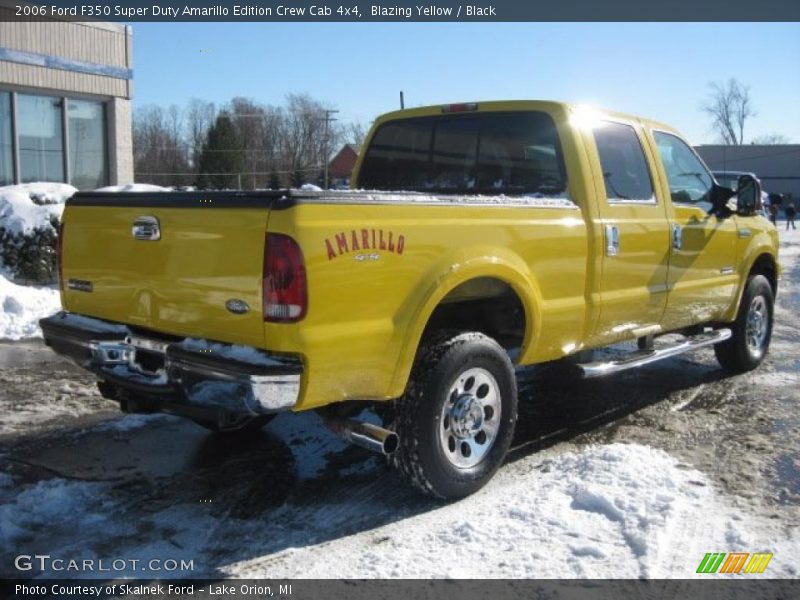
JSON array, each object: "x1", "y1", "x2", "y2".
[{"x1": 325, "y1": 229, "x2": 406, "y2": 260}]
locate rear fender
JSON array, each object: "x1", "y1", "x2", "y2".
[{"x1": 387, "y1": 245, "x2": 541, "y2": 397}]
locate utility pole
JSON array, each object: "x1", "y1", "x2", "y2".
[{"x1": 321, "y1": 109, "x2": 339, "y2": 189}]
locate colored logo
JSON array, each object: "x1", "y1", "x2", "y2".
[{"x1": 696, "y1": 552, "x2": 773, "y2": 574}]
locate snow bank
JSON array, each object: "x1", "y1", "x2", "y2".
[
  {"x1": 0, "y1": 183, "x2": 71, "y2": 338},
  {"x1": 227, "y1": 443, "x2": 797, "y2": 578},
  {"x1": 0, "y1": 182, "x2": 75, "y2": 235},
  {"x1": 0, "y1": 274, "x2": 60, "y2": 340},
  {"x1": 93, "y1": 183, "x2": 172, "y2": 193},
  {"x1": 0, "y1": 478, "x2": 129, "y2": 556}
]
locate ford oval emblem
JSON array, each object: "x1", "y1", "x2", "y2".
[{"x1": 225, "y1": 299, "x2": 250, "y2": 314}]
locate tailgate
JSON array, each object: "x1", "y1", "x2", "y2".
[{"x1": 60, "y1": 191, "x2": 284, "y2": 347}]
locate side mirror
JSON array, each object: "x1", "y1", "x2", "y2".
[{"x1": 736, "y1": 174, "x2": 761, "y2": 215}]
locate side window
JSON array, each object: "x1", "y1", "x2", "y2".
[
  {"x1": 592, "y1": 122, "x2": 654, "y2": 202},
  {"x1": 653, "y1": 131, "x2": 713, "y2": 204}
]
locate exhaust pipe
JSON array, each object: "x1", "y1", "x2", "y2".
[{"x1": 325, "y1": 418, "x2": 399, "y2": 455}]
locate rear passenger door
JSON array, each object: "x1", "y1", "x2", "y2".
[
  {"x1": 648, "y1": 131, "x2": 739, "y2": 330},
  {"x1": 589, "y1": 120, "x2": 671, "y2": 342}
]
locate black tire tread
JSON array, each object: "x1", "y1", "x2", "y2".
[
  {"x1": 390, "y1": 331, "x2": 516, "y2": 498},
  {"x1": 715, "y1": 274, "x2": 774, "y2": 373}
]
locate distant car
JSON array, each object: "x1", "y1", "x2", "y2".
[{"x1": 712, "y1": 170, "x2": 769, "y2": 216}]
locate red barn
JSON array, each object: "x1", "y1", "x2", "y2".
[{"x1": 328, "y1": 144, "x2": 360, "y2": 187}]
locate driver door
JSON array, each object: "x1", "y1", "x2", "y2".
[{"x1": 648, "y1": 130, "x2": 739, "y2": 331}]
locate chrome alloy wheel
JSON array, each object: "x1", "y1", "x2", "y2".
[
  {"x1": 746, "y1": 295, "x2": 769, "y2": 358},
  {"x1": 439, "y1": 367, "x2": 502, "y2": 469}
]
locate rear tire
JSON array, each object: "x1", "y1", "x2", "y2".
[
  {"x1": 390, "y1": 332, "x2": 517, "y2": 499},
  {"x1": 715, "y1": 274, "x2": 774, "y2": 373}
]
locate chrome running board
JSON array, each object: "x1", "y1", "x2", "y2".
[{"x1": 579, "y1": 329, "x2": 732, "y2": 379}]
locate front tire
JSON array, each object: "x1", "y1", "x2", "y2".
[
  {"x1": 391, "y1": 332, "x2": 518, "y2": 499},
  {"x1": 715, "y1": 274, "x2": 774, "y2": 373}
]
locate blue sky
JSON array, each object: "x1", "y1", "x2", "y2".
[{"x1": 131, "y1": 22, "x2": 800, "y2": 144}]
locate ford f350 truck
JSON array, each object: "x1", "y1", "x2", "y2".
[{"x1": 40, "y1": 101, "x2": 779, "y2": 498}]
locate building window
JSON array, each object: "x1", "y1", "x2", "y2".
[
  {"x1": 68, "y1": 99, "x2": 108, "y2": 189},
  {"x1": 1, "y1": 92, "x2": 110, "y2": 189},
  {"x1": 0, "y1": 92, "x2": 13, "y2": 186},
  {"x1": 17, "y1": 93, "x2": 65, "y2": 183}
]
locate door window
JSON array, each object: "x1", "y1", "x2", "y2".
[
  {"x1": 592, "y1": 122, "x2": 654, "y2": 202},
  {"x1": 653, "y1": 131, "x2": 713, "y2": 205}
]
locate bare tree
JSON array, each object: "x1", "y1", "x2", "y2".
[
  {"x1": 345, "y1": 120, "x2": 368, "y2": 148},
  {"x1": 279, "y1": 94, "x2": 344, "y2": 184},
  {"x1": 185, "y1": 99, "x2": 216, "y2": 170},
  {"x1": 133, "y1": 105, "x2": 191, "y2": 186},
  {"x1": 702, "y1": 79, "x2": 756, "y2": 145},
  {"x1": 751, "y1": 133, "x2": 790, "y2": 145},
  {"x1": 229, "y1": 97, "x2": 269, "y2": 187},
  {"x1": 132, "y1": 94, "x2": 357, "y2": 188}
]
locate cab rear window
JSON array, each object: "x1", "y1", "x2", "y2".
[{"x1": 357, "y1": 112, "x2": 567, "y2": 196}]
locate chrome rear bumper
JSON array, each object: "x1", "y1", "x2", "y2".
[{"x1": 40, "y1": 312, "x2": 302, "y2": 415}]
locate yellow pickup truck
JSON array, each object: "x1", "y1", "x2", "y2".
[{"x1": 41, "y1": 100, "x2": 779, "y2": 498}]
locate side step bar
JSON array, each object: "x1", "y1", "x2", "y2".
[{"x1": 579, "y1": 328, "x2": 732, "y2": 379}]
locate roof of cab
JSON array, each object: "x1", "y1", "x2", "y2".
[{"x1": 374, "y1": 100, "x2": 680, "y2": 136}]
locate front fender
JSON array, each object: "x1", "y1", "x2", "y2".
[
  {"x1": 386, "y1": 245, "x2": 542, "y2": 397},
  {"x1": 723, "y1": 228, "x2": 779, "y2": 322}
]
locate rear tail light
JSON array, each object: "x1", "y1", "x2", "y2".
[
  {"x1": 263, "y1": 233, "x2": 307, "y2": 322},
  {"x1": 56, "y1": 222, "x2": 64, "y2": 292}
]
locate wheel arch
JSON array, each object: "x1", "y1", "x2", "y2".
[
  {"x1": 749, "y1": 252, "x2": 778, "y2": 295},
  {"x1": 387, "y1": 248, "x2": 543, "y2": 398},
  {"x1": 723, "y1": 246, "x2": 779, "y2": 322}
]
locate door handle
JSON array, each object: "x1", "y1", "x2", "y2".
[
  {"x1": 605, "y1": 224, "x2": 619, "y2": 256},
  {"x1": 132, "y1": 216, "x2": 161, "y2": 241},
  {"x1": 672, "y1": 224, "x2": 683, "y2": 250}
]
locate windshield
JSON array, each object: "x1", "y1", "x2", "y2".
[{"x1": 357, "y1": 112, "x2": 568, "y2": 196}]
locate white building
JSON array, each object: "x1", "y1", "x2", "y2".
[{"x1": 0, "y1": 6, "x2": 133, "y2": 189}]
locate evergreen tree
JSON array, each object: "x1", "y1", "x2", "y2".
[
  {"x1": 269, "y1": 171, "x2": 281, "y2": 190},
  {"x1": 197, "y1": 113, "x2": 245, "y2": 189}
]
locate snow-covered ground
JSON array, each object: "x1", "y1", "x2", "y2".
[
  {"x1": 0, "y1": 214, "x2": 797, "y2": 579},
  {"x1": 228, "y1": 442, "x2": 796, "y2": 578},
  {"x1": 0, "y1": 275, "x2": 61, "y2": 341}
]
